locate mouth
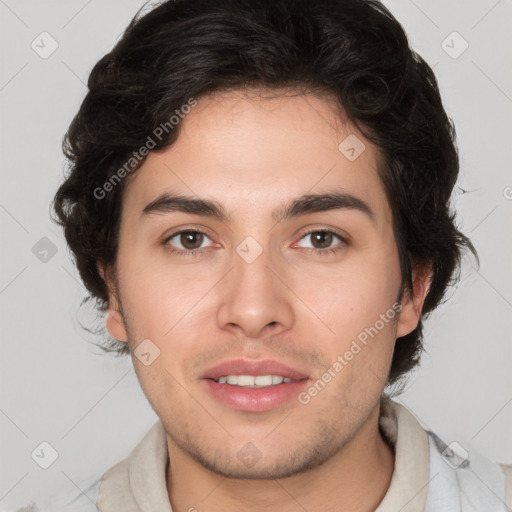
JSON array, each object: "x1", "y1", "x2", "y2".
[{"x1": 201, "y1": 359, "x2": 311, "y2": 412}]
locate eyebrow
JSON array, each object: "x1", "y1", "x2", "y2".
[{"x1": 140, "y1": 191, "x2": 375, "y2": 224}]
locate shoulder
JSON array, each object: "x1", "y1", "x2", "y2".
[
  {"x1": 12, "y1": 474, "x2": 102, "y2": 512},
  {"x1": 425, "y1": 428, "x2": 512, "y2": 511}
]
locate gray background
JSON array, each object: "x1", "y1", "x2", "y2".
[{"x1": 1, "y1": 0, "x2": 511, "y2": 508}]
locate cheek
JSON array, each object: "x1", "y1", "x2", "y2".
[
  {"x1": 117, "y1": 243, "x2": 213, "y2": 334},
  {"x1": 297, "y1": 252, "x2": 400, "y2": 346}
]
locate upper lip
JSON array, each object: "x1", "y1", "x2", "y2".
[{"x1": 201, "y1": 358, "x2": 310, "y2": 381}]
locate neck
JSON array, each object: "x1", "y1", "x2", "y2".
[{"x1": 166, "y1": 402, "x2": 395, "y2": 512}]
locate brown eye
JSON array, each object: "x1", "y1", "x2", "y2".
[
  {"x1": 295, "y1": 229, "x2": 348, "y2": 256},
  {"x1": 164, "y1": 229, "x2": 212, "y2": 253},
  {"x1": 179, "y1": 231, "x2": 204, "y2": 250},
  {"x1": 309, "y1": 231, "x2": 334, "y2": 249}
]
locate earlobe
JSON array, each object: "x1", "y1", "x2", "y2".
[
  {"x1": 97, "y1": 261, "x2": 129, "y2": 343},
  {"x1": 105, "y1": 309, "x2": 129, "y2": 343},
  {"x1": 396, "y1": 264, "x2": 432, "y2": 338}
]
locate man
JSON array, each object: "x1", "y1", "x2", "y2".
[{"x1": 25, "y1": 0, "x2": 512, "y2": 510}]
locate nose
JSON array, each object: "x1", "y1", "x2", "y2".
[{"x1": 216, "y1": 243, "x2": 295, "y2": 340}]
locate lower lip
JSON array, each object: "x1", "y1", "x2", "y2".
[{"x1": 202, "y1": 378, "x2": 310, "y2": 412}]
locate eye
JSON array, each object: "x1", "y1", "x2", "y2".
[
  {"x1": 295, "y1": 229, "x2": 348, "y2": 255},
  {"x1": 162, "y1": 228, "x2": 348, "y2": 257},
  {"x1": 164, "y1": 229, "x2": 214, "y2": 255}
]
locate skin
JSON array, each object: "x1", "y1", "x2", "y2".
[{"x1": 99, "y1": 88, "x2": 430, "y2": 512}]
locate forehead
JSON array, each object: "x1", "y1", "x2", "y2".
[{"x1": 121, "y1": 88, "x2": 392, "y2": 227}]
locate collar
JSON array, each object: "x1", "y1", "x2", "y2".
[{"x1": 375, "y1": 397, "x2": 430, "y2": 511}]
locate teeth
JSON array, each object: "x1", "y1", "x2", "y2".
[
  {"x1": 238, "y1": 375, "x2": 256, "y2": 386},
  {"x1": 214, "y1": 375, "x2": 293, "y2": 387}
]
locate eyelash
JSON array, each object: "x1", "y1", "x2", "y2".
[{"x1": 162, "y1": 228, "x2": 348, "y2": 258}]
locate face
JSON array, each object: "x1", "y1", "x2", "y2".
[{"x1": 101, "y1": 88, "x2": 425, "y2": 479}]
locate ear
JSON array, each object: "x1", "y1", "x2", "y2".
[
  {"x1": 97, "y1": 262, "x2": 129, "y2": 343},
  {"x1": 396, "y1": 263, "x2": 432, "y2": 338}
]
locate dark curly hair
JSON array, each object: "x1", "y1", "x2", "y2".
[{"x1": 51, "y1": 0, "x2": 476, "y2": 387}]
